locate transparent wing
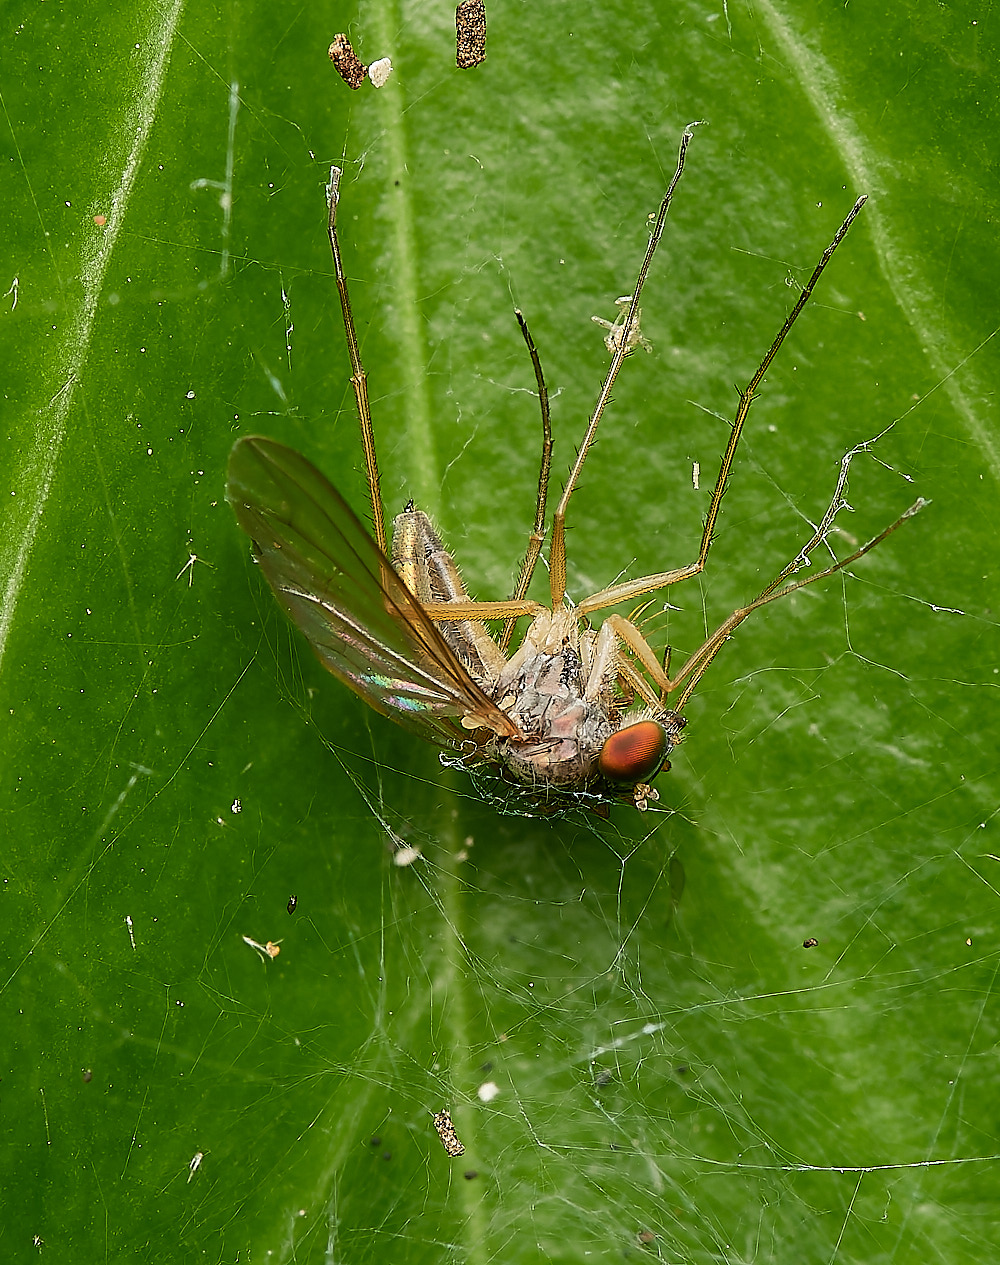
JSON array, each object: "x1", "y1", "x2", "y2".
[{"x1": 227, "y1": 436, "x2": 520, "y2": 745}]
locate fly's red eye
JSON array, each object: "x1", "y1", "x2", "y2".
[{"x1": 598, "y1": 721, "x2": 669, "y2": 784}]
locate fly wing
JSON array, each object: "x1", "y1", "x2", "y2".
[{"x1": 227, "y1": 436, "x2": 520, "y2": 745}]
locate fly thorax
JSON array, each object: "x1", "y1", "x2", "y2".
[{"x1": 493, "y1": 642, "x2": 614, "y2": 788}]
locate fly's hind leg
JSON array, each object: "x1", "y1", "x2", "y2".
[
  {"x1": 327, "y1": 167, "x2": 386, "y2": 555},
  {"x1": 548, "y1": 125, "x2": 700, "y2": 608},
  {"x1": 575, "y1": 195, "x2": 871, "y2": 622}
]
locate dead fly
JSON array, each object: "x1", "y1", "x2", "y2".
[{"x1": 227, "y1": 127, "x2": 924, "y2": 816}]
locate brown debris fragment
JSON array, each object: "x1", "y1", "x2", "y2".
[
  {"x1": 432, "y1": 1109, "x2": 466, "y2": 1157},
  {"x1": 456, "y1": 0, "x2": 486, "y2": 69},
  {"x1": 329, "y1": 33, "x2": 367, "y2": 90}
]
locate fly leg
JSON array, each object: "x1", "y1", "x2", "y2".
[{"x1": 327, "y1": 167, "x2": 385, "y2": 554}]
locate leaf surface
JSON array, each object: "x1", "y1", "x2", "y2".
[{"x1": 2, "y1": 2, "x2": 998, "y2": 1260}]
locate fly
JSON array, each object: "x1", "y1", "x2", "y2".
[{"x1": 227, "y1": 126, "x2": 925, "y2": 816}]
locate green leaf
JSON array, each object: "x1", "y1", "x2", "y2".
[{"x1": 3, "y1": 1, "x2": 998, "y2": 1261}]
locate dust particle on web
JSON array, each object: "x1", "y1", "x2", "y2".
[
  {"x1": 393, "y1": 845, "x2": 421, "y2": 867},
  {"x1": 456, "y1": 0, "x2": 486, "y2": 68},
  {"x1": 329, "y1": 33, "x2": 367, "y2": 89},
  {"x1": 368, "y1": 57, "x2": 392, "y2": 88},
  {"x1": 242, "y1": 934, "x2": 281, "y2": 961},
  {"x1": 476, "y1": 1080, "x2": 500, "y2": 1103},
  {"x1": 432, "y1": 1109, "x2": 466, "y2": 1157}
]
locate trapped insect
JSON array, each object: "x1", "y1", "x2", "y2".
[{"x1": 227, "y1": 127, "x2": 924, "y2": 816}]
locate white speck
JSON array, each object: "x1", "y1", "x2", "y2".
[
  {"x1": 230, "y1": 798, "x2": 241, "y2": 814},
  {"x1": 393, "y1": 845, "x2": 421, "y2": 867},
  {"x1": 477, "y1": 1080, "x2": 500, "y2": 1103},
  {"x1": 125, "y1": 915, "x2": 136, "y2": 949},
  {"x1": 592, "y1": 295, "x2": 651, "y2": 355},
  {"x1": 187, "y1": 1150, "x2": 204, "y2": 1182},
  {"x1": 176, "y1": 553, "x2": 212, "y2": 586},
  {"x1": 186, "y1": 390, "x2": 195, "y2": 399},
  {"x1": 368, "y1": 57, "x2": 392, "y2": 87},
  {"x1": 692, "y1": 461, "x2": 700, "y2": 490}
]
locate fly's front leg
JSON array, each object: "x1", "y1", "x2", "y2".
[
  {"x1": 580, "y1": 621, "x2": 618, "y2": 704},
  {"x1": 667, "y1": 494, "x2": 927, "y2": 710},
  {"x1": 600, "y1": 614, "x2": 670, "y2": 707},
  {"x1": 581, "y1": 618, "x2": 659, "y2": 711},
  {"x1": 596, "y1": 488, "x2": 925, "y2": 714}
]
